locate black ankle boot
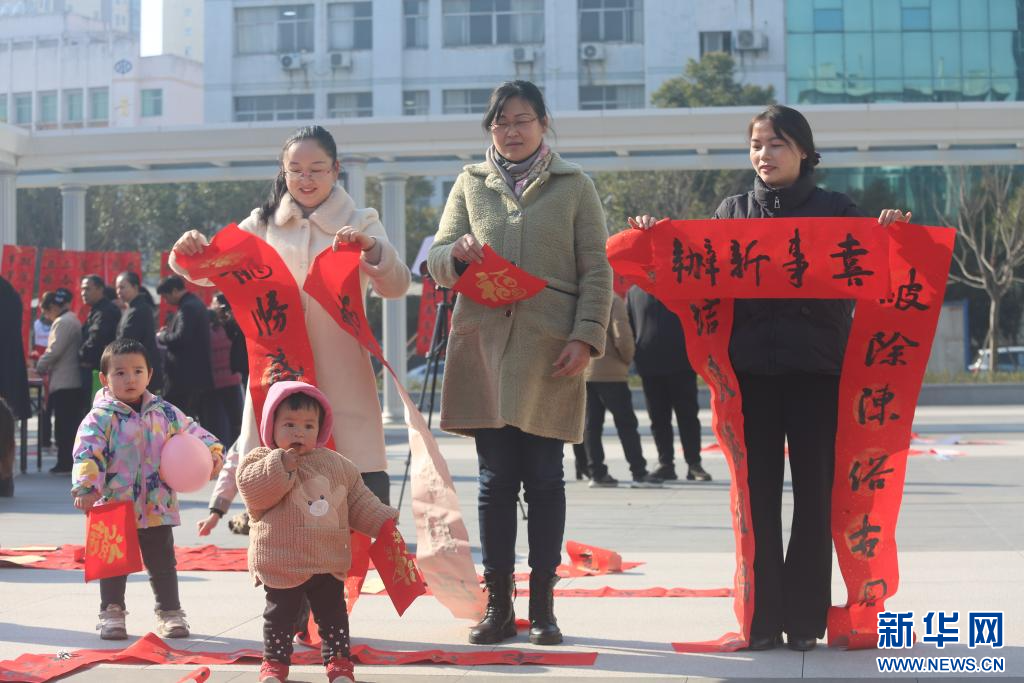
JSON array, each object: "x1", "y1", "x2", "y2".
[
  {"x1": 528, "y1": 573, "x2": 563, "y2": 645},
  {"x1": 468, "y1": 572, "x2": 516, "y2": 644}
]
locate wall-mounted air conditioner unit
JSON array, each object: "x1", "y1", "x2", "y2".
[
  {"x1": 279, "y1": 52, "x2": 305, "y2": 70},
  {"x1": 735, "y1": 30, "x2": 768, "y2": 51},
  {"x1": 330, "y1": 51, "x2": 353, "y2": 69},
  {"x1": 579, "y1": 43, "x2": 605, "y2": 62},
  {"x1": 513, "y1": 47, "x2": 535, "y2": 64}
]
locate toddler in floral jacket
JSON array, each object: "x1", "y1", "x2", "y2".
[{"x1": 71, "y1": 339, "x2": 223, "y2": 640}]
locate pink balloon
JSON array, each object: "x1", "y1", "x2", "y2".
[{"x1": 160, "y1": 432, "x2": 213, "y2": 493}]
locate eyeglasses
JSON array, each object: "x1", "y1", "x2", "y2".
[
  {"x1": 283, "y1": 169, "x2": 334, "y2": 180},
  {"x1": 489, "y1": 117, "x2": 538, "y2": 135}
]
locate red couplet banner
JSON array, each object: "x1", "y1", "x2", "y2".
[
  {"x1": 1, "y1": 245, "x2": 38, "y2": 357},
  {"x1": 304, "y1": 245, "x2": 486, "y2": 621},
  {"x1": 607, "y1": 218, "x2": 954, "y2": 651}
]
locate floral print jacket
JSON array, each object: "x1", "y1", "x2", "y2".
[{"x1": 71, "y1": 388, "x2": 224, "y2": 528}]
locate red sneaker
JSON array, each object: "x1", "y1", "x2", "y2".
[
  {"x1": 258, "y1": 658, "x2": 289, "y2": 683},
  {"x1": 325, "y1": 655, "x2": 355, "y2": 682}
]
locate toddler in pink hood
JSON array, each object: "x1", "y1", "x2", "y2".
[{"x1": 237, "y1": 380, "x2": 397, "y2": 683}]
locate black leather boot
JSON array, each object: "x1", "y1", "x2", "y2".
[
  {"x1": 468, "y1": 572, "x2": 516, "y2": 644},
  {"x1": 528, "y1": 573, "x2": 563, "y2": 645}
]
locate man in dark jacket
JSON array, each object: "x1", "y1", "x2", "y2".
[
  {"x1": 156, "y1": 275, "x2": 213, "y2": 418},
  {"x1": 78, "y1": 274, "x2": 121, "y2": 406},
  {"x1": 626, "y1": 287, "x2": 711, "y2": 482},
  {"x1": 0, "y1": 275, "x2": 29, "y2": 494},
  {"x1": 115, "y1": 272, "x2": 165, "y2": 392}
]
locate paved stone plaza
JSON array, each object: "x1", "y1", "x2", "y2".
[{"x1": 1, "y1": 406, "x2": 1022, "y2": 681}]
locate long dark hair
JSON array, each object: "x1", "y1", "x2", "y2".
[
  {"x1": 117, "y1": 271, "x2": 156, "y2": 307},
  {"x1": 258, "y1": 125, "x2": 339, "y2": 224},
  {"x1": 482, "y1": 80, "x2": 551, "y2": 133},
  {"x1": 748, "y1": 105, "x2": 820, "y2": 176}
]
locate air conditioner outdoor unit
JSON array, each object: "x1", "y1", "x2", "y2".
[
  {"x1": 513, "y1": 47, "x2": 535, "y2": 64},
  {"x1": 735, "y1": 30, "x2": 768, "y2": 51},
  {"x1": 330, "y1": 51, "x2": 353, "y2": 69},
  {"x1": 279, "y1": 52, "x2": 305, "y2": 70},
  {"x1": 579, "y1": 42, "x2": 605, "y2": 62}
]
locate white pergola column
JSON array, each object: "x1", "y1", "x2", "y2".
[
  {"x1": 0, "y1": 170, "x2": 16, "y2": 246},
  {"x1": 380, "y1": 173, "x2": 407, "y2": 423},
  {"x1": 342, "y1": 156, "x2": 367, "y2": 208},
  {"x1": 61, "y1": 184, "x2": 88, "y2": 251}
]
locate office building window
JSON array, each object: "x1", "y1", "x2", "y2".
[
  {"x1": 37, "y1": 91, "x2": 58, "y2": 127},
  {"x1": 141, "y1": 89, "x2": 163, "y2": 117},
  {"x1": 786, "y1": 0, "x2": 1022, "y2": 103},
  {"x1": 443, "y1": 0, "x2": 544, "y2": 47},
  {"x1": 88, "y1": 88, "x2": 109, "y2": 124},
  {"x1": 813, "y1": 7, "x2": 843, "y2": 31},
  {"x1": 236, "y1": 5, "x2": 313, "y2": 54},
  {"x1": 329, "y1": 2, "x2": 373, "y2": 50},
  {"x1": 699, "y1": 31, "x2": 732, "y2": 55},
  {"x1": 579, "y1": 0, "x2": 642, "y2": 43},
  {"x1": 64, "y1": 90, "x2": 84, "y2": 124},
  {"x1": 328, "y1": 92, "x2": 373, "y2": 118},
  {"x1": 14, "y1": 93, "x2": 31, "y2": 126},
  {"x1": 403, "y1": 90, "x2": 430, "y2": 115},
  {"x1": 442, "y1": 88, "x2": 492, "y2": 113},
  {"x1": 901, "y1": 6, "x2": 930, "y2": 31},
  {"x1": 0, "y1": 95, "x2": 6, "y2": 123},
  {"x1": 405, "y1": 0, "x2": 429, "y2": 48},
  {"x1": 579, "y1": 84, "x2": 645, "y2": 110},
  {"x1": 234, "y1": 94, "x2": 315, "y2": 122}
]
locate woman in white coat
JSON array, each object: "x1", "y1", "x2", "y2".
[{"x1": 171, "y1": 125, "x2": 410, "y2": 509}]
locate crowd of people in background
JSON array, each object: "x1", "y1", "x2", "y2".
[{"x1": 0, "y1": 269, "x2": 247, "y2": 490}]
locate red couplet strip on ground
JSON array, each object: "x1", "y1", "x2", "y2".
[{"x1": 0, "y1": 633, "x2": 597, "y2": 682}]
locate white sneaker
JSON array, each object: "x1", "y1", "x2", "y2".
[
  {"x1": 97, "y1": 605, "x2": 128, "y2": 640},
  {"x1": 155, "y1": 609, "x2": 190, "y2": 638}
]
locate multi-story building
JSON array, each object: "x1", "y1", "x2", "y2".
[
  {"x1": 144, "y1": 0, "x2": 204, "y2": 61},
  {"x1": 203, "y1": 0, "x2": 787, "y2": 122},
  {"x1": 0, "y1": 0, "x2": 203, "y2": 129}
]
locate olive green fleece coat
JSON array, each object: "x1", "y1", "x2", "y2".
[{"x1": 427, "y1": 153, "x2": 613, "y2": 443}]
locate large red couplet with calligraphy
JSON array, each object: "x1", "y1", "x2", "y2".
[
  {"x1": 84, "y1": 501, "x2": 143, "y2": 582},
  {"x1": 1, "y1": 245, "x2": 38, "y2": 357},
  {"x1": 175, "y1": 225, "x2": 320, "y2": 441},
  {"x1": 305, "y1": 245, "x2": 487, "y2": 621},
  {"x1": 607, "y1": 217, "x2": 953, "y2": 651}
]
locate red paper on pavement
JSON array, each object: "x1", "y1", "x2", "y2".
[
  {"x1": 305, "y1": 246, "x2": 486, "y2": 621},
  {"x1": 566, "y1": 540, "x2": 622, "y2": 574},
  {"x1": 368, "y1": 519, "x2": 427, "y2": 616},
  {"x1": 608, "y1": 218, "x2": 954, "y2": 652},
  {"x1": 83, "y1": 502, "x2": 142, "y2": 582},
  {"x1": 451, "y1": 245, "x2": 547, "y2": 308},
  {"x1": 0, "y1": 633, "x2": 597, "y2": 682}
]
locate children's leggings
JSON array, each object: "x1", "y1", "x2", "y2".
[{"x1": 263, "y1": 574, "x2": 350, "y2": 665}]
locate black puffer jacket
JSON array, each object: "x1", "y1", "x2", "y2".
[
  {"x1": 713, "y1": 173, "x2": 862, "y2": 376},
  {"x1": 116, "y1": 293, "x2": 164, "y2": 392}
]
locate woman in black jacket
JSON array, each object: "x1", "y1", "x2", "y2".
[
  {"x1": 631, "y1": 105, "x2": 910, "y2": 652},
  {"x1": 114, "y1": 271, "x2": 165, "y2": 392}
]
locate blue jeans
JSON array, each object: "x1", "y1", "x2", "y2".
[{"x1": 475, "y1": 426, "x2": 565, "y2": 576}]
